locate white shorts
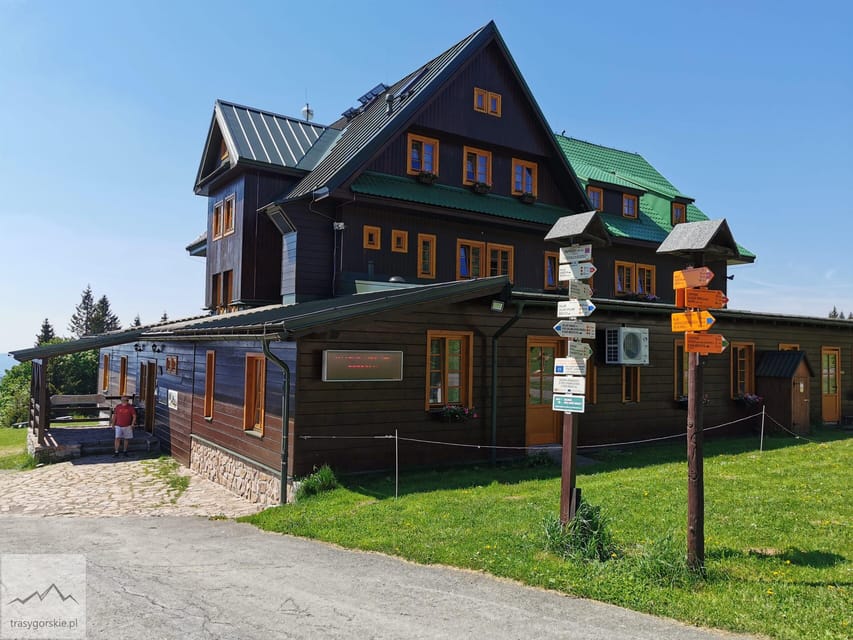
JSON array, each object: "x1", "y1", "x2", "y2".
[{"x1": 115, "y1": 426, "x2": 134, "y2": 440}]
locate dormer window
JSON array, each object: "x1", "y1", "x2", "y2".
[
  {"x1": 511, "y1": 159, "x2": 538, "y2": 196},
  {"x1": 407, "y1": 133, "x2": 439, "y2": 175},
  {"x1": 672, "y1": 202, "x2": 687, "y2": 226},
  {"x1": 474, "y1": 88, "x2": 501, "y2": 117},
  {"x1": 587, "y1": 186, "x2": 603, "y2": 211},
  {"x1": 463, "y1": 146, "x2": 492, "y2": 185},
  {"x1": 622, "y1": 194, "x2": 638, "y2": 219}
]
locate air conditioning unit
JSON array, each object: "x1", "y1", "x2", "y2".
[{"x1": 605, "y1": 327, "x2": 649, "y2": 365}]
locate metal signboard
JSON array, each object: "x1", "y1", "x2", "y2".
[
  {"x1": 673, "y1": 267, "x2": 714, "y2": 289},
  {"x1": 675, "y1": 287, "x2": 729, "y2": 309},
  {"x1": 671, "y1": 310, "x2": 716, "y2": 332},
  {"x1": 559, "y1": 244, "x2": 593, "y2": 264},
  {"x1": 553, "y1": 375, "x2": 586, "y2": 395},
  {"x1": 559, "y1": 262, "x2": 597, "y2": 281},
  {"x1": 552, "y1": 394, "x2": 586, "y2": 413},
  {"x1": 684, "y1": 333, "x2": 728, "y2": 354},
  {"x1": 553, "y1": 320, "x2": 596, "y2": 339},
  {"x1": 567, "y1": 341, "x2": 593, "y2": 360},
  {"x1": 566, "y1": 280, "x2": 593, "y2": 300},
  {"x1": 554, "y1": 357, "x2": 587, "y2": 376},
  {"x1": 557, "y1": 299, "x2": 596, "y2": 318}
]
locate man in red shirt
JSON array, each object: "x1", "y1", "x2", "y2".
[{"x1": 110, "y1": 395, "x2": 136, "y2": 457}]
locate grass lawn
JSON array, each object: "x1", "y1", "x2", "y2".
[
  {"x1": 0, "y1": 427, "x2": 34, "y2": 470},
  {"x1": 243, "y1": 430, "x2": 852, "y2": 640}
]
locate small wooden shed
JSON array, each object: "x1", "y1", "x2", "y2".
[{"x1": 755, "y1": 351, "x2": 814, "y2": 435}]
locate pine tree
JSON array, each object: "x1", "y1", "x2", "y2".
[
  {"x1": 131, "y1": 314, "x2": 142, "y2": 327},
  {"x1": 35, "y1": 318, "x2": 56, "y2": 345},
  {"x1": 91, "y1": 295, "x2": 121, "y2": 334},
  {"x1": 829, "y1": 306, "x2": 840, "y2": 319},
  {"x1": 160, "y1": 311, "x2": 169, "y2": 322},
  {"x1": 68, "y1": 285, "x2": 95, "y2": 338}
]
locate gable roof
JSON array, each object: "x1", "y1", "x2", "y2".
[
  {"x1": 756, "y1": 350, "x2": 814, "y2": 378},
  {"x1": 657, "y1": 219, "x2": 741, "y2": 262},
  {"x1": 268, "y1": 21, "x2": 587, "y2": 210},
  {"x1": 558, "y1": 136, "x2": 755, "y2": 262},
  {"x1": 194, "y1": 100, "x2": 335, "y2": 194}
]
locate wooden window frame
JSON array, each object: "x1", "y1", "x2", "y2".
[
  {"x1": 674, "y1": 339, "x2": 688, "y2": 399},
  {"x1": 622, "y1": 193, "x2": 639, "y2": 219},
  {"x1": 779, "y1": 343, "x2": 799, "y2": 350},
  {"x1": 487, "y1": 242, "x2": 514, "y2": 282},
  {"x1": 363, "y1": 225, "x2": 381, "y2": 250},
  {"x1": 473, "y1": 87, "x2": 487, "y2": 113},
  {"x1": 417, "y1": 233, "x2": 436, "y2": 279},
  {"x1": 456, "y1": 239, "x2": 485, "y2": 280},
  {"x1": 511, "y1": 158, "x2": 538, "y2": 196},
  {"x1": 223, "y1": 194, "x2": 235, "y2": 235},
  {"x1": 165, "y1": 356, "x2": 178, "y2": 376},
  {"x1": 407, "y1": 133, "x2": 440, "y2": 176},
  {"x1": 587, "y1": 186, "x2": 603, "y2": 211},
  {"x1": 425, "y1": 330, "x2": 473, "y2": 410},
  {"x1": 487, "y1": 91, "x2": 501, "y2": 117},
  {"x1": 243, "y1": 353, "x2": 266, "y2": 434},
  {"x1": 212, "y1": 201, "x2": 223, "y2": 240},
  {"x1": 119, "y1": 356, "x2": 128, "y2": 396},
  {"x1": 730, "y1": 342, "x2": 756, "y2": 398},
  {"x1": 211, "y1": 273, "x2": 221, "y2": 312},
  {"x1": 615, "y1": 260, "x2": 635, "y2": 295},
  {"x1": 102, "y1": 354, "x2": 110, "y2": 392},
  {"x1": 391, "y1": 229, "x2": 408, "y2": 253},
  {"x1": 636, "y1": 263, "x2": 656, "y2": 296},
  {"x1": 219, "y1": 139, "x2": 229, "y2": 163},
  {"x1": 622, "y1": 366, "x2": 641, "y2": 403},
  {"x1": 671, "y1": 202, "x2": 687, "y2": 226},
  {"x1": 544, "y1": 252, "x2": 559, "y2": 290},
  {"x1": 463, "y1": 146, "x2": 492, "y2": 186},
  {"x1": 204, "y1": 350, "x2": 215, "y2": 419},
  {"x1": 222, "y1": 270, "x2": 233, "y2": 311}
]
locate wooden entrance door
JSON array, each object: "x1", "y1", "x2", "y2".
[
  {"x1": 526, "y1": 337, "x2": 564, "y2": 446},
  {"x1": 139, "y1": 361, "x2": 157, "y2": 433},
  {"x1": 820, "y1": 347, "x2": 840, "y2": 423},
  {"x1": 791, "y1": 375, "x2": 810, "y2": 434}
]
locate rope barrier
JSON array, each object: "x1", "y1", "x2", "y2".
[{"x1": 297, "y1": 410, "x2": 780, "y2": 452}]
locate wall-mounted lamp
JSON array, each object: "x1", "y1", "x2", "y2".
[
  {"x1": 490, "y1": 300, "x2": 505, "y2": 313},
  {"x1": 133, "y1": 343, "x2": 145, "y2": 352},
  {"x1": 151, "y1": 344, "x2": 165, "y2": 353}
]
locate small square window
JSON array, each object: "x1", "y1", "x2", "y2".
[
  {"x1": 363, "y1": 225, "x2": 381, "y2": 250},
  {"x1": 623, "y1": 194, "x2": 638, "y2": 219},
  {"x1": 488, "y1": 92, "x2": 501, "y2": 117},
  {"x1": 391, "y1": 229, "x2": 408, "y2": 253},
  {"x1": 587, "y1": 186, "x2": 603, "y2": 211},
  {"x1": 473, "y1": 88, "x2": 501, "y2": 117},
  {"x1": 473, "y1": 88, "x2": 487, "y2": 113}
]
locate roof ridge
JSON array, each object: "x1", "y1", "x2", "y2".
[
  {"x1": 215, "y1": 98, "x2": 329, "y2": 129},
  {"x1": 560, "y1": 135, "x2": 645, "y2": 159}
]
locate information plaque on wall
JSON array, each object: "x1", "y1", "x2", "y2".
[{"x1": 322, "y1": 350, "x2": 404, "y2": 382}]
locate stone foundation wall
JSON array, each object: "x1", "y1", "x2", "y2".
[
  {"x1": 27, "y1": 431, "x2": 80, "y2": 463},
  {"x1": 190, "y1": 438, "x2": 282, "y2": 505}
]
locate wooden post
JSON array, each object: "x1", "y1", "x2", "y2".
[
  {"x1": 559, "y1": 412, "x2": 579, "y2": 525},
  {"x1": 686, "y1": 350, "x2": 705, "y2": 571}
]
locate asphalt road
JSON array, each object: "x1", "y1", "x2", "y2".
[{"x1": 0, "y1": 516, "x2": 754, "y2": 640}]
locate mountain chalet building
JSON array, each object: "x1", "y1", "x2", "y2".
[{"x1": 12, "y1": 22, "x2": 853, "y2": 504}]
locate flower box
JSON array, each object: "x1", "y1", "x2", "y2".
[
  {"x1": 416, "y1": 171, "x2": 438, "y2": 185},
  {"x1": 428, "y1": 405, "x2": 478, "y2": 422},
  {"x1": 519, "y1": 191, "x2": 536, "y2": 204},
  {"x1": 471, "y1": 181, "x2": 491, "y2": 195}
]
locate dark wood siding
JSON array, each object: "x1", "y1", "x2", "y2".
[{"x1": 206, "y1": 177, "x2": 245, "y2": 309}]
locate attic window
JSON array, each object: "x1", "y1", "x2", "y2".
[
  {"x1": 587, "y1": 186, "x2": 603, "y2": 211},
  {"x1": 622, "y1": 194, "x2": 638, "y2": 219},
  {"x1": 407, "y1": 133, "x2": 439, "y2": 175},
  {"x1": 511, "y1": 159, "x2": 537, "y2": 196},
  {"x1": 672, "y1": 202, "x2": 687, "y2": 226},
  {"x1": 473, "y1": 88, "x2": 501, "y2": 117},
  {"x1": 218, "y1": 140, "x2": 229, "y2": 166}
]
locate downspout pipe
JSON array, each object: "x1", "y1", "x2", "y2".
[
  {"x1": 490, "y1": 301, "x2": 525, "y2": 465},
  {"x1": 262, "y1": 330, "x2": 290, "y2": 505}
]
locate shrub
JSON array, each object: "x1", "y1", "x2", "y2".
[
  {"x1": 544, "y1": 499, "x2": 615, "y2": 562},
  {"x1": 296, "y1": 464, "x2": 339, "y2": 501},
  {"x1": 625, "y1": 533, "x2": 699, "y2": 587}
]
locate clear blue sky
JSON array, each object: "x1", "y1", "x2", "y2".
[{"x1": 1, "y1": 0, "x2": 851, "y2": 354}]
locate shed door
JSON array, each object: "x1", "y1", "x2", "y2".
[
  {"x1": 791, "y1": 375, "x2": 810, "y2": 434},
  {"x1": 820, "y1": 347, "x2": 840, "y2": 423},
  {"x1": 526, "y1": 337, "x2": 564, "y2": 446}
]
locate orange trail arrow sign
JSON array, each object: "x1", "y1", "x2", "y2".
[
  {"x1": 673, "y1": 267, "x2": 714, "y2": 289},
  {"x1": 685, "y1": 333, "x2": 727, "y2": 354},
  {"x1": 675, "y1": 287, "x2": 729, "y2": 309},
  {"x1": 671, "y1": 310, "x2": 716, "y2": 332}
]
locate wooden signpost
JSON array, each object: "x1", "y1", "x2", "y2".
[{"x1": 671, "y1": 310, "x2": 716, "y2": 332}]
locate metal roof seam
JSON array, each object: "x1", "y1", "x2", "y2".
[{"x1": 230, "y1": 104, "x2": 256, "y2": 160}]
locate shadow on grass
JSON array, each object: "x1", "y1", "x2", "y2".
[
  {"x1": 708, "y1": 546, "x2": 847, "y2": 568},
  {"x1": 342, "y1": 459, "x2": 562, "y2": 500}
]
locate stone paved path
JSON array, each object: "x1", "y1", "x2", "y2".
[{"x1": 0, "y1": 454, "x2": 266, "y2": 518}]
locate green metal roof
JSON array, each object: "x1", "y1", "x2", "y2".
[
  {"x1": 351, "y1": 171, "x2": 574, "y2": 225},
  {"x1": 558, "y1": 136, "x2": 755, "y2": 261}
]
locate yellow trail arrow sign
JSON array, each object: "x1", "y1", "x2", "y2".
[
  {"x1": 671, "y1": 310, "x2": 716, "y2": 332},
  {"x1": 673, "y1": 267, "x2": 714, "y2": 289},
  {"x1": 675, "y1": 287, "x2": 729, "y2": 309},
  {"x1": 685, "y1": 333, "x2": 727, "y2": 354}
]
